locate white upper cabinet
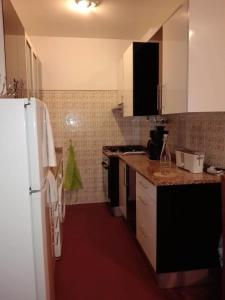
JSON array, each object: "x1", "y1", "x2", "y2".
[
  {"x1": 162, "y1": 3, "x2": 188, "y2": 114},
  {"x1": 162, "y1": 0, "x2": 225, "y2": 114},
  {"x1": 117, "y1": 57, "x2": 124, "y2": 107},
  {"x1": 25, "y1": 40, "x2": 33, "y2": 98},
  {"x1": 25, "y1": 37, "x2": 42, "y2": 99},
  {"x1": 188, "y1": 0, "x2": 225, "y2": 112},
  {"x1": 26, "y1": 36, "x2": 42, "y2": 99},
  {"x1": 0, "y1": 0, "x2": 42, "y2": 99},
  {"x1": 1, "y1": 0, "x2": 27, "y2": 98},
  {"x1": 123, "y1": 44, "x2": 133, "y2": 116}
]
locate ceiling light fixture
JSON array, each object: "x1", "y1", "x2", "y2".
[{"x1": 75, "y1": 0, "x2": 99, "y2": 10}]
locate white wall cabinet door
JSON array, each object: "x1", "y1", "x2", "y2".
[
  {"x1": 37, "y1": 57, "x2": 42, "y2": 99},
  {"x1": 25, "y1": 40, "x2": 33, "y2": 98},
  {"x1": 117, "y1": 57, "x2": 124, "y2": 106},
  {"x1": 32, "y1": 52, "x2": 38, "y2": 97},
  {"x1": 136, "y1": 173, "x2": 157, "y2": 270},
  {"x1": 162, "y1": 3, "x2": 188, "y2": 114},
  {"x1": 188, "y1": 0, "x2": 225, "y2": 112},
  {"x1": 162, "y1": 0, "x2": 225, "y2": 114},
  {"x1": 26, "y1": 39, "x2": 42, "y2": 99},
  {"x1": 122, "y1": 44, "x2": 133, "y2": 116}
]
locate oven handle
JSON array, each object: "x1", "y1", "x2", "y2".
[{"x1": 101, "y1": 161, "x2": 109, "y2": 169}]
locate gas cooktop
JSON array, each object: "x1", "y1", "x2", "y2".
[{"x1": 103, "y1": 145, "x2": 146, "y2": 154}]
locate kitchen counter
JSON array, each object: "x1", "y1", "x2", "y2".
[{"x1": 119, "y1": 154, "x2": 221, "y2": 186}]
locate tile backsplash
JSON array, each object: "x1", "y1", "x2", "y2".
[
  {"x1": 166, "y1": 113, "x2": 225, "y2": 168},
  {"x1": 42, "y1": 90, "x2": 145, "y2": 204},
  {"x1": 42, "y1": 90, "x2": 225, "y2": 204}
]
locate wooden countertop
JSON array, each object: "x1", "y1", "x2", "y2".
[{"x1": 118, "y1": 154, "x2": 221, "y2": 186}]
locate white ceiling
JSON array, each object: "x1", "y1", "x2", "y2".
[{"x1": 10, "y1": 0, "x2": 183, "y2": 40}]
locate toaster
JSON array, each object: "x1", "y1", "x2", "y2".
[{"x1": 175, "y1": 149, "x2": 205, "y2": 173}]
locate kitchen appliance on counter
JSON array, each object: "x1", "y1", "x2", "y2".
[
  {"x1": 102, "y1": 145, "x2": 146, "y2": 216},
  {"x1": 175, "y1": 149, "x2": 205, "y2": 173},
  {"x1": 0, "y1": 98, "x2": 55, "y2": 300},
  {"x1": 147, "y1": 126, "x2": 168, "y2": 160}
]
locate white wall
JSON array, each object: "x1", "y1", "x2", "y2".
[{"x1": 31, "y1": 36, "x2": 131, "y2": 91}]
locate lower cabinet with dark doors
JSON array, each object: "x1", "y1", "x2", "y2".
[
  {"x1": 119, "y1": 160, "x2": 137, "y2": 233},
  {"x1": 119, "y1": 159, "x2": 127, "y2": 218},
  {"x1": 136, "y1": 172, "x2": 222, "y2": 287}
]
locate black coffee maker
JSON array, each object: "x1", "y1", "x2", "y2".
[{"x1": 147, "y1": 126, "x2": 168, "y2": 160}]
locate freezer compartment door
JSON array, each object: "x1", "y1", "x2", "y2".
[
  {"x1": 26, "y1": 98, "x2": 49, "y2": 190},
  {"x1": 31, "y1": 179, "x2": 55, "y2": 300},
  {"x1": 0, "y1": 99, "x2": 37, "y2": 299}
]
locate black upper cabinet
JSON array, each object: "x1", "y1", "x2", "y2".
[
  {"x1": 122, "y1": 42, "x2": 159, "y2": 117},
  {"x1": 133, "y1": 42, "x2": 159, "y2": 116}
]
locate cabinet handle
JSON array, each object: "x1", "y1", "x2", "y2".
[
  {"x1": 160, "y1": 84, "x2": 166, "y2": 111},
  {"x1": 157, "y1": 84, "x2": 161, "y2": 112},
  {"x1": 157, "y1": 84, "x2": 163, "y2": 112},
  {"x1": 124, "y1": 165, "x2": 126, "y2": 186}
]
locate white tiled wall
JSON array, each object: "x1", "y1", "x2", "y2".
[
  {"x1": 42, "y1": 90, "x2": 144, "y2": 204},
  {"x1": 42, "y1": 89, "x2": 225, "y2": 204},
  {"x1": 166, "y1": 113, "x2": 225, "y2": 168}
]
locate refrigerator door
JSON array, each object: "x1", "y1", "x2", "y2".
[
  {"x1": 0, "y1": 99, "x2": 53, "y2": 300},
  {"x1": 0, "y1": 99, "x2": 37, "y2": 300},
  {"x1": 26, "y1": 97, "x2": 49, "y2": 191},
  {"x1": 31, "y1": 179, "x2": 55, "y2": 300}
]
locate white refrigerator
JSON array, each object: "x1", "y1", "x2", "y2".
[{"x1": 0, "y1": 98, "x2": 55, "y2": 300}]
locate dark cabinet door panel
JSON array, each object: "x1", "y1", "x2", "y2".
[
  {"x1": 157, "y1": 184, "x2": 221, "y2": 273},
  {"x1": 133, "y1": 42, "x2": 159, "y2": 116}
]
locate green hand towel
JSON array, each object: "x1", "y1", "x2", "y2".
[{"x1": 63, "y1": 144, "x2": 83, "y2": 191}]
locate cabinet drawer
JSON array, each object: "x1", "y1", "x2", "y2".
[
  {"x1": 137, "y1": 225, "x2": 156, "y2": 270},
  {"x1": 136, "y1": 172, "x2": 157, "y2": 270},
  {"x1": 136, "y1": 173, "x2": 156, "y2": 200},
  {"x1": 136, "y1": 192, "x2": 156, "y2": 230}
]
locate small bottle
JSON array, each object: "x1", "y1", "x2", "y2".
[{"x1": 160, "y1": 133, "x2": 171, "y2": 175}]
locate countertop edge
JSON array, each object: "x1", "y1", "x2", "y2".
[{"x1": 118, "y1": 154, "x2": 221, "y2": 186}]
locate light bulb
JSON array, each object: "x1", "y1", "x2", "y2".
[
  {"x1": 89, "y1": 1, "x2": 96, "y2": 8},
  {"x1": 76, "y1": 0, "x2": 91, "y2": 9},
  {"x1": 74, "y1": 0, "x2": 98, "y2": 12}
]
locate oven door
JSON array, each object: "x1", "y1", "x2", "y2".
[{"x1": 102, "y1": 155, "x2": 109, "y2": 202}]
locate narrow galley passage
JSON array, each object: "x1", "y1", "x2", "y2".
[{"x1": 55, "y1": 203, "x2": 221, "y2": 300}]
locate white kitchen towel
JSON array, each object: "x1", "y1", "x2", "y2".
[
  {"x1": 47, "y1": 170, "x2": 58, "y2": 204},
  {"x1": 44, "y1": 104, "x2": 56, "y2": 167}
]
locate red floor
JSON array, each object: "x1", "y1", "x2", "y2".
[{"x1": 55, "y1": 203, "x2": 221, "y2": 300}]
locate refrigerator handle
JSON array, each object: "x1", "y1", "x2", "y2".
[{"x1": 30, "y1": 187, "x2": 41, "y2": 194}]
